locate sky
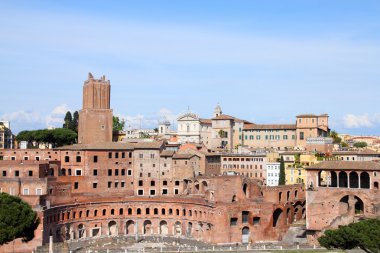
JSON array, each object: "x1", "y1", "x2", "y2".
[{"x1": 1, "y1": 0, "x2": 380, "y2": 135}]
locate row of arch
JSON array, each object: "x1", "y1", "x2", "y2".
[
  {"x1": 46, "y1": 206, "x2": 213, "y2": 225},
  {"x1": 272, "y1": 203, "x2": 306, "y2": 228},
  {"x1": 318, "y1": 171, "x2": 375, "y2": 189},
  {"x1": 51, "y1": 219, "x2": 212, "y2": 242}
]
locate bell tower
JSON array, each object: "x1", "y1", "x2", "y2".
[{"x1": 78, "y1": 73, "x2": 113, "y2": 144}]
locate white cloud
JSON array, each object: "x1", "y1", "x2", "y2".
[
  {"x1": 51, "y1": 104, "x2": 70, "y2": 115},
  {"x1": 1, "y1": 110, "x2": 42, "y2": 124},
  {"x1": 343, "y1": 113, "x2": 375, "y2": 128}
]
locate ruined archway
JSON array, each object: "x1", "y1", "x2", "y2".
[
  {"x1": 174, "y1": 221, "x2": 182, "y2": 236},
  {"x1": 242, "y1": 183, "x2": 248, "y2": 198},
  {"x1": 272, "y1": 208, "x2": 283, "y2": 227},
  {"x1": 331, "y1": 171, "x2": 338, "y2": 187},
  {"x1": 242, "y1": 227, "x2": 250, "y2": 244},
  {"x1": 339, "y1": 195, "x2": 350, "y2": 213},
  {"x1": 187, "y1": 222, "x2": 192, "y2": 237},
  {"x1": 160, "y1": 220, "x2": 168, "y2": 235},
  {"x1": 108, "y1": 221, "x2": 118, "y2": 236},
  {"x1": 354, "y1": 196, "x2": 364, "y2": 214},
  {"x1": 126, "y1": 220, "x2": 134, "y2": 235},
  {"x1": 78, "y1": 223, "x2": 85, "y2": 238},
  {"x1": 143, "y1": 220, "x2": 152, "y2": 235}
]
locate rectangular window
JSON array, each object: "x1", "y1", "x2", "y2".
[
  {"x1": 108, "y1": 181, "x2": 112, "y2": 188},
  {"x1": 300, "y1": 132, "x2": 304, "y2": 140},
  {"x1": 93, "y1": 156, "x2": 98, "y2": 163},
  {"x1": 230, "y1": 218, "x2": 238, "y2": 226},
  {"x1": 121, "y1": 181, "x2": 125, "y2": 187},
  {"x1": 76, "y1": 156, "x2": 81, "y2": 163},
  {"x1": 65, "y1": 156, "x2": 69, "y2": 162},
  {"x1": 108, "y1": 152, "x2": 112, "y2": 159},
  {"x1": 151, "y1": 181, "x2": 155, "y2": 186},
  {"x1": 115, "y1": 152, "x2": 119, "y2": 159},
  {"x1": 121, "y1": 169, "x2": 125, "y2": 176},
  {"x1": 74, "y1": 182, "x2": 79, "y2": 189},
  {"x1": 175, "y1": 181, "x2": 180, "y2": 186},
  {"x1": 139, "y1": 180, "x2": 143, "y2": 186},
  {"x1": 2, "y1": 171, "x2": 6, "y2": 177},
  {"x1": 138, "y1": 189, "x2": 143, "y2": 196},
  {"x1": 122, "y1": 152, "x2": 125, "y2": 158},
  {"x1": 108, "y1": 169, "x2": 112, "y2": 176},
  {"x1": 150, "y1": 189, "x2": 156, "y2": 196},
  {"x1": 114, "y1": 181, "x2": 119, "y2": 188},
  {"x1": 93, "y1": 182, "x2": 98, "y2": 188},
  {"x1": 28, "y1": 170, "x2": 33, "y2": 177},
  {"x1": 75, "y1": 169, "x2": 82, "y2": 176},
  {"x1": 23, "y1": 188, "x2": 29, "y2": 195},
  {"x1": 36, "y1": 188, "x2": 42, "y2": 195},
  {"x1": 242, "y1": 211, "x2": 249, "y2": 223},
  {"x1": 162, "y1": 189, "x2": 168, "y2": 195},
  {"x1": 115, "y1": 169, "x2": 119, "y2": 176},
  {"x1": 139, "y1": 154, "x2": 143, "y2": 158},
  {"x1": 93, "y1": 169, "x2": 98, "y2": 176},
  {"x1": 127, "y1": 170, "x2": 132, "y2": 176},
  {"x1": 15, "y1": 170, "x2": 19, "y2": 177},
  {"x1": 174, "y1": 189, "x2": 179, "y2": 195}
]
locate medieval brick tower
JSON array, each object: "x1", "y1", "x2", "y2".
[{"x1": 78, "y1": 73, "x2": 113, "y2": 144}]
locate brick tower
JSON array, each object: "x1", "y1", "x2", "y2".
[{"x1": 78, "y1": 73, "x2": 113, "y2": 144}]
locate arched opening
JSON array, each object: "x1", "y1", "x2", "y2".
[
  {"x1": 242, "y1": 226, "x2": 250, "y2": 244},
  {"x1": 195, "y1": 183, "x2": 200, "y2": 193},
  {"x1": 302, "y1": 208, "x2": 306, "y2": 219},
  {"x1": 126, "y1": 220, "x2": 134, "y2": 235},
  {"x1": 278, "y1": 192, "x2": 282, "y2": 202},
  {"x1": 119, "y1": 208, "x2": 123, "y2": 215},
  {"x1": 318, "y1": 170, "x2": 328, "y2": 186},
  {"x1": 273, "y1": 208, "x2": 283, "y2": 227},
  {"x1": 146, "y1": 208, "x2": 150, "y2": 215},
  {"x1": 159, "y1": 220, "x2": 168, "y2": 235},
  {"x1": 286, "y1": 208, "x2": 291, "y2": 224},
  {"x1": 360, "y1": 172, "x2": 370, "y2": 189},
  {"x1": 143, "y1": 220, "x2": 152, "y2": 235},
  {"x1": 102, "y1": 209, "x2": 106, "y2": 216},
  {"x1": 286, "y1": 191, "x2": 290, "y2": 201},
  {"x1": 108, "y1": 221, "x2": 118, "y2": 236},
  {"x1": 128, "y1": 208, "x2": 132, "y2": 215},
  {"x1": 137, "y1": 208, "x2": 141, "y2": 215},
  {"x1": 232, "y1": 195, "x2": 237, "y2": 202},
  {"x1": 202, "y1": 181, "x2": 208, "y2": 193},
  {"x1": 78, "y1": 224, "x2": 85, "y2": 238},
  {"x1": 61, "y1": 168, "x2": 66, "y2": 176},
  {"x1": 162, "y1": 208, "x2": 166, "y2": 215},
  {"x1": 339, "y1": 195, "x2": 350, "y2": 213},
  {"x1": 174, "y1": 221, "x2": 182, "y2": 236},
  {"x1": 49, "y1": 168, "x2": 54, "y2": 176},
  {"x1": 295, "y1": 190, "x2": 298, "y2": 198},
  {"x1": 154, "y1": 208, "x2": 159, "y2": 215},
  {"x1": 354, "y1": 196, "x2": 364, "y2": 214},
  {"x1": 349, "y1": 172, "x2": 359, "y2": 188},
  {"x1": 339, "y1": 171, "x2": 348, "y2": 188},
  {"x1": 242, "y1": 183, "x2": 248, "y2": 197},
  {"x1": 187, "y1": 222, "x2": 192, "y2": 237},
  {"x1": 374, "y1": 182, "x2": 379, "y2": 189},
  {"x1": 331, "y1": 171, "x2": 338, "y2": 187}
]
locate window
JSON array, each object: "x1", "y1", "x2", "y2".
[
  {"x1": 139, "y1": 180, "x2": 143, "y2": 186},
  {"x1": 150, "y1": 189, "x2": 156, "y2": 196},
  {"x1": 75, "y1": 169, "x2": 82, "y2": 176},
  {"x1": 93, "y1": 182, "x2": 98, "y2": 189},
  {"x1": 76, "y1": 156, "x2": 81, "y2": 163},
  {"x1": 15, "y1": 170, "x2": 19, "y2": 177},
  {"x1": 139, "y1": 154, "x2": 143, "y2": 159},
  {"x1": 115, "y1": 152, "x2": 119, "y2": 159},
  {"x1": 36, "y1": 188, "x2": 42, "y2": 195},
  {"x1": 108, "y1": 152, "x2": 112, "y2": 158},
  {"x1": 93, "y1": 156, "x2": 98, "y2": 163},
  {"x1": 23, "y1": 188, "x2": 29, "y2": 195},
  {"x1": 174, "y1": 189, "x2": 179, "y2": 195},
  {"x1": 230, "y1": 218, "x2": 238, "y2": 226},
  {"x1": 175, "y1": 181, "x2": 180, "y2": 186},
  {"x1": 65, "y1": 156, "x2": 69, "y2": 162},
  {"x1": 150, "y1": 154, "x2": 155, "y2": 159},
  {"x1": 253, "y1": 217, "x2": 261, "y2": 225},
  {"x1": 74, "y1": 182, "x2": 79, "y2": 189},
  {"x1": 108, "y1": 169, "x2": 112, "y2": 176},
  {"x1": 300, "y1": 132, "x2": 304, "y2": 140},
  {"x1": 122, "y1": 152, "x2": 125, "y2": 158},
  {"x1": 127, "y1": 170, "x2": 132, "y2": 176},
  {"x1": 121, "y1": 169, "x2": 125, "y2": 176},
  {"x1": 115, "y1": 169, "x2": 119, "y2": 176},
  {"x1": 121, "y1": 181, "x2": 125, "y2": 187},
  {"x1": 115, "y1": 181, "x2": 119, "y2": 188},
  {"x1": 138, "y1": 189, "x2": 143, "y2": 196},
  {"x1": 108, "y1": 181, "x2": 112, "y2": 188},
  {"x1": 28, "y1": 170, "x2": 33, "y2": 177},
  {"x1": 163, "y1": 180, "x2": 167, "y2": 186},
  {"x1": 162, "y1": 189, "x2": 168, "y2": 195},
  {"x1": 242, "y1": 211, "x2": 249, "y2": 223},
  {"x1": 151, "y1": 181, "x2": 155, "y2": 186},
  {"x1": 93, "y1": 169, "x2": 98, "y2": 176},
  {"x1": 2, "y1": 171, "x2": 6, "y2": 177}
]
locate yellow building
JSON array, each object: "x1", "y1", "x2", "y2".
[{"x1": 283, "y1": 153, "x2": 320, "y2": 185}]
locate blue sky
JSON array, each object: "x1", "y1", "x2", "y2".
[{"x1": 1, "y1": 1, "x2": 380, "y2": 135}]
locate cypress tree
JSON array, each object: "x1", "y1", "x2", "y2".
[{"x1": 279, "y1": 156, "x2": 286, "y2": 185}]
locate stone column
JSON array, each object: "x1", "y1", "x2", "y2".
[{"x1": 347, "y1": 171, "x2": 350, "y2": 188}]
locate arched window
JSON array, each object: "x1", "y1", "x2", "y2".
[{"x1": 360, "y1": 172, "x2": 370, "y2": 189}]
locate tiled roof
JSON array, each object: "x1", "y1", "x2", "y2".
[
  {"x1": 333, "y1": 149, "x2": 380, "y2": 156},
  {"x1": 211, "y1": 114, "x2": 236, "y2": 120},
  {"x1": 133, "y1": 141, "x2": 164, "y2": 149},
  {"x1": 296, "y1": 114, "x2": 328, "y2": 118},
  {"x1": 306, "y1": 161, "x2": 380, "y2": 171},
  {"x1": 244, "y1": 124, "x2": 296, "y2": 130},
  {"x1": 199, "y1": 118, "x2": 212, "y2": 124},
  {"x1": 56, "y1": 142, "x2": 134, "y2": 150},
  {"x1": 160, "y1": 150, "x2": 175, "y2": 157},
  {"x1": 173, "y1": 153, "x2": 199, "y2": 159}
]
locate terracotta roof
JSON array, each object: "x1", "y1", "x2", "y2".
[
  {"x1": 199, "y1": 118, "x2": 212, "y2": 124},
  {"x1": 211, "y1": 114, "x2": 236, "y2": 120},
  {"x1": 305, "y1": 161, "x2": 380, "y2": 171},
  {"x1": 160, "y1": 150, "x2": 175, "y2": 157},
  {"x1": 244, "y1": 124, "x2": 296, "y2": 130},
  {"x1": 173, "y1": 153, "x2": 200, "y2": 159},
  {"x1": 56, "y1": 142, "x2": 134, "y2": 150},
  {"x1": 296, "y1": 114, "x2": 329, "y2": 118},
  {"x1": 133, "y1": 141, "x2": 164, "y2": 149},
  {"x1": 333, "y1": 149, "x2": 380, "y2": 156}
]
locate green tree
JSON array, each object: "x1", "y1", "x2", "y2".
[
  {"x1": 279, "y1": 156, "x2": 286, "y2": 185},
  {"x1": 354, "y1": 142, "x2": 368, "y2": 148},
  {"x1": 113, "y1": 116, "x2": 125, "y2": 131},
  {"x1": 329, "y1": 130, "x2": 342, "y2": 144},
  {"x1": 16, "y1": 129, "x2": 77, "y2": 147},
  {"x1": 0, "y1": 193, "x2": 40, "y2": 245},
  {"x1": 70, "y1": 111, "x2": 79, "y2": 133},
  {"x1": 318, "y1": 218, "x2": 380, "y2": 253},
  {"x1": 63, "y1": 111, "x2": 73, "y2": 129},
  {"x1": 341, "y1": 142, "x2": 349, "y2": 148}
]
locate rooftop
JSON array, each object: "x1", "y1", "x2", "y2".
[{"x1": 306, "y1": 161, "x2": 380, "y2": 171}]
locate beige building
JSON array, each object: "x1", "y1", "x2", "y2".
[{"x1": 0, "y1": 121, "x2": 13, "y2": 149}]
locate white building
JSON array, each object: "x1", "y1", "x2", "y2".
[
  {"x1": 266, "y1": 162, "x2": 280, "y2": 186},
  {"x1": 176, "y1": 112, "x2": 212, "y2": 146}
]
